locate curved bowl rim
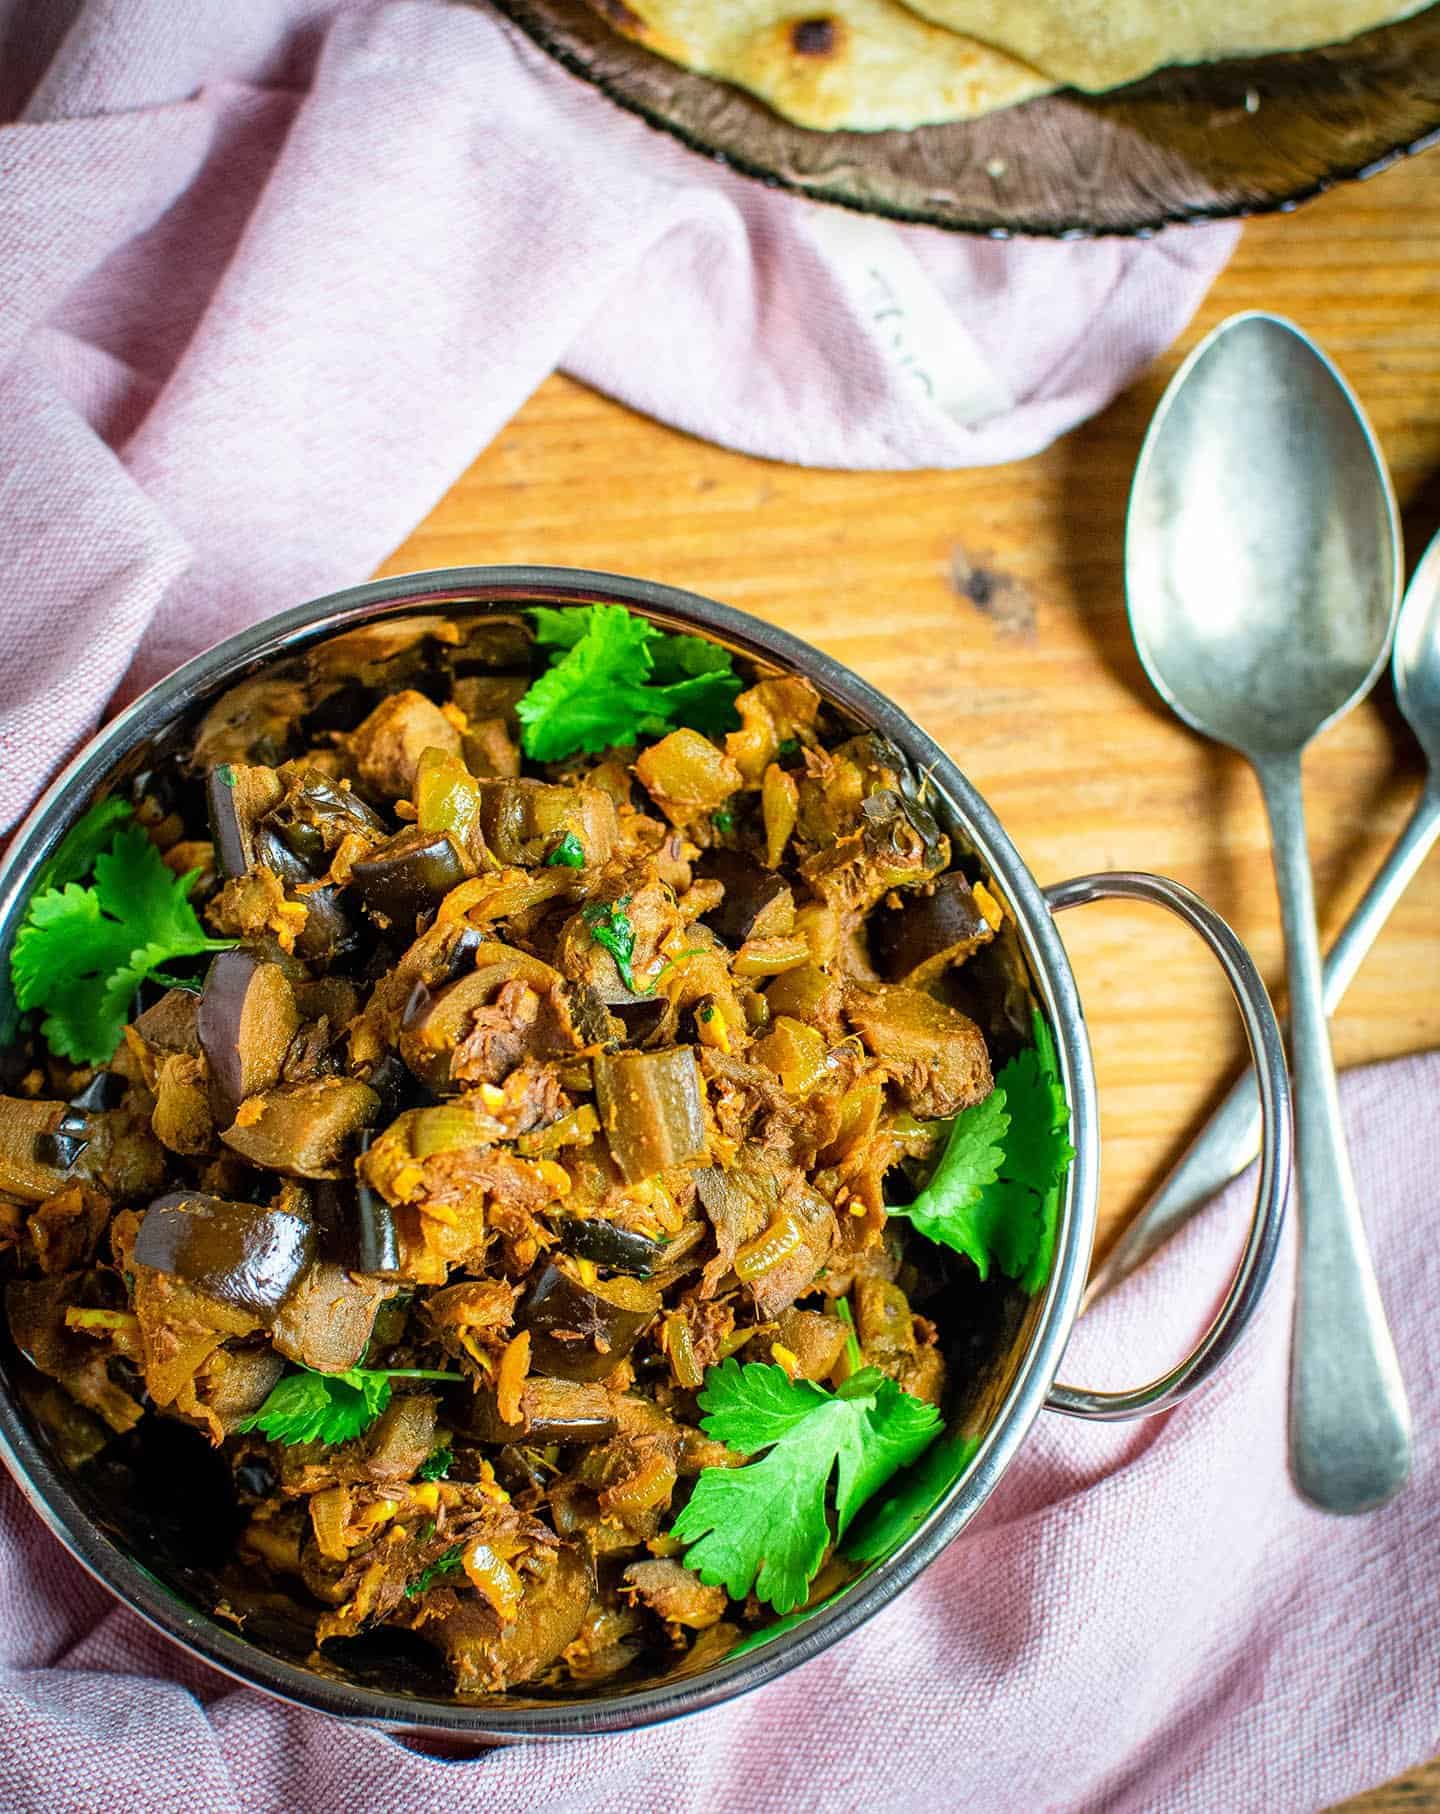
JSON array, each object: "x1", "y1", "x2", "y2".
[{"x1": 0, "y1": 564, "x2": 1097, "y2": 1739}]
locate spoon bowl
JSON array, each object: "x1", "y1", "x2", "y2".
[{"x1": 1127, "y1": 312, "x2": 1400, "y2": 755}]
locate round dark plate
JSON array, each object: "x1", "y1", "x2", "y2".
[{"x1": 490, "y1": 0, "x2": 1440, "y2": 236}]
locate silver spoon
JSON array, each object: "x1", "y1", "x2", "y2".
[
  {"x1": 1125, "y1": 311, "x2": 1411, "y2": 1514},
  {"x1": 1089, "y1": 524, "x2": 1440, "y2": 1305}
]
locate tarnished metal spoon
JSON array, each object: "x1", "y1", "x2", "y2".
[
  {"x1": 1125, "y1": 311, "x2": 1411, "y2": 1514},
  {"x1": 1089, "y1": 524, "x2": 1440, "y2": 1304}
]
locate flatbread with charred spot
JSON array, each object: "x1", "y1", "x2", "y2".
[
  {"x1": 898, "y1": 0, "x2": 1429, "y2": 93},
  {"x1": 581, "y1": 0, "x2": 1428, "y2": 131},
  {"x1": 578, "y1": 0, "x2": 1050, "y2": 131}
]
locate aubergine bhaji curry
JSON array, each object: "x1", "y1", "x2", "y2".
[{"x1": 1, "y1": 606, "x2": 1071, "y2": 1695}]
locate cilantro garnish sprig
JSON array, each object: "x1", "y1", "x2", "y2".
[
  {"x1": 890, "y1": 1009, "x2": 1073, "y2": 1295},
  {"x1": 516, "y1": 605, "x2": 742, "y2": 762},
  {"x1": 669, "y1": 1359, "x2": 942, "y2": 1614},
  {"x1": 10, "y1": 803, "x2": 237, "y2": 1066},
  {"x1": 405, "y1": 1546, "x2": 464, "y2": 1599},
  {"x1": 582, "y1": 896, "x2": 638, "y2": 992},
  {"x1": 544, "y1": 831, "x2": 586, "y2": 868},
  {"x1": 237, "y1": 1364, "x2": 462, "y2": 1448}
]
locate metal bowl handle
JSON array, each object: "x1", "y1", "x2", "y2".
[{"x1": 1042, "y1": 872, "x2": 1292, "y2": 1421}]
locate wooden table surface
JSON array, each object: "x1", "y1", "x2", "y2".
[{"x1": 378, "y1": 148, "x2": 1440, "y2": 1810}]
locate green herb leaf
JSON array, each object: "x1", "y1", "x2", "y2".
[
  {"x1": 712, "y1": 809, "x2": 734, "y2": 834},
  {"x1": 891, "y1": 1009, "x2": 1073, "y2": 1294},
  {"x1": 405, "y1": 1545, "x2": 464, "y2": 1599},
  {"x1": 544, "y1": 831, "x2": 586, "y2": 869},
  {"x1": 834, "y1": 1295, "x2": 863, "y2": 1373},
  {"x1": 33, "y1": 798, "x2": 133, "y2": 896},
  {"x1": 843, "y1": 1431, "x2": 981, "y2": 1563},
  {"x1": 582, "y1": 896, "x2": 637, "y2": 992},
  {"x1": 237, "y1": 1365, "x2": 462, "y2": 1448},
  {"x1": 10, "y1": 822, "x2": 237, "y2": 1065},
  {"x1": 669, "y1": 1359, "x2": 942, "y2": 1614},
  {"x1": 646, "y1": 629, "x2": 737, "y2": 685},
  {"x1": 516, "y1": 605, "x2": 742, "y2": 761},
  {"x1": 237, "y1": 1368, "x2": 393, "y2": 1447},
  {"x1": 888, "y1": 1087, "x2": 1009, "y2": 1271},
  {"x1": 417, "y1": 1444, "x2": 454, "y2": 1482}
]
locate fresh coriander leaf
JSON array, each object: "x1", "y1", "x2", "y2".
[
  {"x1": 236, "y1": 1364, "x2": 462, "y2": 1448},
  {"x1": 891, "y1": 1010, "x2": 1073, "y2": 1295},
  {"x1": 518, "y1": 605, "x2": 658, "y2": 760},
  {"x1": 9, "y1": 822, "x2": 236, "y2": 1065},
  {"x1": 582, "y1": 896, "x2": 637, "y2": 992},
  {"x1": 237, "y1": 1368, "x2": 393, "y2": 1447},
  {"x1": 417, "y1": 1444, "x2": 454, "y2": 1482},
  {"x1": 834, "y1": 1295, "x2": 863, "y2": 1373},
  {"x1": 528, "y1": 606, "x2": 591, "y2": 651},
  {"x1": 11, "y1": 885, "x2": 136, "y2": 1013},
  {"x1": 647, "y1": 630, "x2": 735, "y2": 684},
  {"x1": 92, "y1": 827, "x2": 207, "y2": 952},
  {"x1": 776, "y1": 737, "x2": 800, "y2": 758},
  {"x1": 712, "y1": 809, "x2": 734, "y2": 834},
  {"x1": 843, "y1": 1431, "x2": 982, "y2": 1564},
  {"x1": 34, "y1": 798, "x2": 133, "y2": 895},
  {"x1": 669, "y1": 1359, "x2": 942, "y2": 1614},
  {"x1": 405, "y1": 1545, "x2": 464, "y2": 1599},
  {"x1": 888, "y1": 1087, "x2": 1009, "y2": 1276},
  {"x1": 544, "y1": 831, "x2": 586, "y2": 868},
  {"x1": 517, "y1": 605, "x2": 742, "y2": 761},
  {"x1": 828, "y1": 1368, "x2": 943, "y2": 1536},
  {"x1": 635, "y1": 668, "x2": 743, "y2": 741}
]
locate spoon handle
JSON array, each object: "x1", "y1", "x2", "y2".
[
  {"x1": 1085, "y1": 780, "x2": 1440, "y2": 1306},
  {"x1": 1258, "y1": 752, "x2": 1411, "y2": 1514}
]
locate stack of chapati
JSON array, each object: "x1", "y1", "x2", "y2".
[{"x1": 581, "y1": 0, "x2": 1430, "y2": 129}]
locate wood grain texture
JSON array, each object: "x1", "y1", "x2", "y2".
[{"x1": 377, "y1": 147, "x2": 1440, "y2": 1812}]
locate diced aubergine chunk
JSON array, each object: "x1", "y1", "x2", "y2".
[
  {"x1": 220, "y1": 1077, "x2": 379, "y2": 1179},
  {"x1": 345, "y1": 689, "x2": 462, "y2": 799},
  {"x1": 130, "y1": 989, "x2": 201, "y2": 1056},
  {"x1": 192, "y1": 678, "x2": 307, "y2": 771},
  {"x1": 518, "y1": 1261, "x2": 660, "y2": 1382},
  {"x1": 622, "y1": 1558, "x2": 727, "y2": 1630},
  {"x1": 698, "y1": 849, "x2": 795, "y2": 947},
  {"x1": 248, "y1": 824, "x2": 357, "y2": 964},
  {"x1": 265, "y1": 766, "x2": 386, "y2": 869},
  {"x1": 556, "y1": 1216, "x2": 667, "y2": 1278},
  {"x1": 206, "y1": 763, "x2": 284, "y2": 878},
  {"x1": 843, "y1": 984, "x2": 992, "y2": 1120},
  {"x1": 433, "y1": 1545, "x2": 591, "y2": 1693},
  {"x1": 475, "y1": 777, "x2": 617, "y2": 868},
  {"x1": 271, "y1": 1261, "x2": 391, "y2": 1373},
  {"x1": 593, "y1": 1048, "x2": 707, "y2": 1185},
  {"x1": 455, "y1": 1375, "x2": 619, "y2": 1444},
  {"x1": 348, "y1": 826, "x2": 474, "y2": 930},
  {"x1": 0, "y1": 1098, "x2": 76, "y2": 1202},
  {"x1": 869, "y1": 871, "x2": 996, "y2": 987},
  {"x1": 133, "y1": 1191, "x2": 315, "y2": 1319},
  {"x1": 397, "y1": 946, "x2": 573, "y2": 1093},
  {"x1": 197, "y1": 950, "x2": 301, "y2": 1123}
]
